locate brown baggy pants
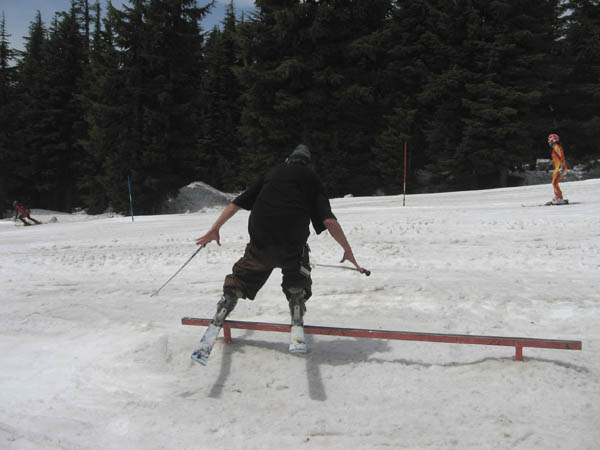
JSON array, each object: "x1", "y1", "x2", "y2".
[{"x1": 223, "y1": 242, "x2": 312, "y2": 301}]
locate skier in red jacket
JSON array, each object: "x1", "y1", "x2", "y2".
[{"x1": 13, "y1": 201, "x2": 41, "y2": 226}]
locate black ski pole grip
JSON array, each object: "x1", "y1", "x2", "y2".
[{"x1": 362, "y1": 268, "x2": 371, "y2": 276}]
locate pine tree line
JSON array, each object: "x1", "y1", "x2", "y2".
[{"x1": 1, "y1": 0, "x2": 599, "y2": 215}]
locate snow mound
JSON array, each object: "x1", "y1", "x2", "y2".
[{"x1": 162, "y1": 181, "x2": 235, "y2": 214}]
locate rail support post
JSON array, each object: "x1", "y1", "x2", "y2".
[
  {"x1": 515, "y1": 346, "x2": 523, "y2": 361},
  {"x1": 223, "y1": 325, "x2": 232, "y2": 344}
]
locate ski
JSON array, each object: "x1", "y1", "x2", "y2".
[
  {"x1": 522, "y1": 199, "x2": 570, "y2": 207},
  {"x1": 289, "y1": 324, "x2": 307, "y2": 353},
  {"x1": 191, "y1": 323, "x2": 222, "y2": 365}
]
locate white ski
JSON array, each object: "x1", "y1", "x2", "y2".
[
  {"x1": 289, "y1": 325, "x2": 307, "y2": 353},
  {"x1": 521, "y1": 199, "x2": 571, "y2": 207},
  {"x1": 191, "y1": 323, "x2": 222, "y2": 365}
]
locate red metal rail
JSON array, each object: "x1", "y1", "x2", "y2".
[{"x1": 181, "y1": 317, "x2": 582, "y2": 361}]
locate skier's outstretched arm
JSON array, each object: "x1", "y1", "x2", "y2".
[
  {"x1": 196, "y1": 203, "x2": 240, "y2": 246},
  {"x1": 323, "y1": 218, "x2": 363, "y2": 272}
]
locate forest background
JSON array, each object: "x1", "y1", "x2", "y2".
[{"x1": 0, "y1": 0, "x2": 599, "y2": 215}]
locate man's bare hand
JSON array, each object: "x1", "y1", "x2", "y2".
[
  {"x1": 340, "y1": 249, "x2": 363, "y2": 273},
  {"x1": 196, "y1": 229, "x2": 220, "y2": 246}
]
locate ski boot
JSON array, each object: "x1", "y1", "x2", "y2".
[
  {"x1": 212, "y1": 289, "x2": 240, "y2": 327},
  {"x1": 287, "y1": 287, "x2": 306, "y2": 326},
  {"x1": 287, "y1": 287, "x2": 307, "y2": 353},
  {"x1": 551, "y1": 197, "x2": 568, "y2": 205}
]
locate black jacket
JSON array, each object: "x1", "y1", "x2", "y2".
[{"x1": 233, "y1": 162, "x2": 335, "y2": 249}]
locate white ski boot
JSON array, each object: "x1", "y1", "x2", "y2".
[
  {"x1": 551, "y1": 197, "x2": 568, "y2": 205},
  {"x1": 287, "y1": 288, "x2": 307, "y2": 353}
]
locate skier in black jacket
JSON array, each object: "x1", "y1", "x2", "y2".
[{"x1": 195, "y1": 144, "x2": 364, "y2": 328}]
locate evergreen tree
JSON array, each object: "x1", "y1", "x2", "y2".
[
  {"x1": 389, "y1": 0, "x2": 559, "y2": 191},
  {"x1": 198, "y1": 2, "x2": 243, "y2": 191},
  {"x1": 555, "y1": 0, "x2": 600, "y2": 161},
  {"x1": 35, "y1": 4, "x2": 89, "y2": 210},
  {"x1": 309, "y1": 0, "x2": 391, "y2": 195},
  {"x1": 14, "y1": 12, "x2": 49, "y2": 207},
  {"x1": 236, "y1": 0, "x2": 308, "y2": 183},
  {"x1": 371, "y1": 0, "x2": 440, "y2": 193},
  {"x1": 0, "y1": 12, "x2": 18, "y2": 214},
  {"x1": 237, "y1": 0, "x2": 389, "y2": 195},
  {"x1": 416, "y1": 1, "x2": 477, "y2": 189},
  {"x1": 455, "y1": 0, "x2": 558, "y2": 188},
  {"x1": 98, "y1": 0, "x2": 147, "y2": 214},
  {"x1": 104, "y1": 0, "x2": 209, "y2": 214},
  {"x1": 78, "y1": 1, "x2": 120, "y2": 213}
]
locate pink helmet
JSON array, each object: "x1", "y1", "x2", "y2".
[{"x1": 548, "y1": 133, "x2": 560, "y2": 144}]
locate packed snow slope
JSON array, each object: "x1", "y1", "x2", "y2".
[{"x1": 1, "y1": 180, "x2": 599, "y2": 450}]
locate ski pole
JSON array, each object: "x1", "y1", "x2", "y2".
[
  {"x1": 312, "y1": 263, "x2": 371, "y2": 277},
  {"x1": 151, "y1": 244, "x2": 206, "y2": 297}
]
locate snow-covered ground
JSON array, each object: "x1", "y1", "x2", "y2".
[{"x1": 1, "y1": 179, "x2": 599, "y2": 450}]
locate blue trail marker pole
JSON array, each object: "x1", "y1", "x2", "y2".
[{"x1": 128, "y1": 175, "x2": 134, "y2": 222}]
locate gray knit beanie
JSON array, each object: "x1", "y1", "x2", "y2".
[{"x1": 287, "y1": 144, "x2": 311, "y2": 164}]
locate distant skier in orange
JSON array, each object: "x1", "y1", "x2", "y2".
[{"x1": 547, "y1": 134, "x2": 568, "y2": 205}]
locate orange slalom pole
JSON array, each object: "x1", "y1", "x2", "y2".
[{"x1": 403, "y1": 141, "x2": 407, "y2": 206}]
